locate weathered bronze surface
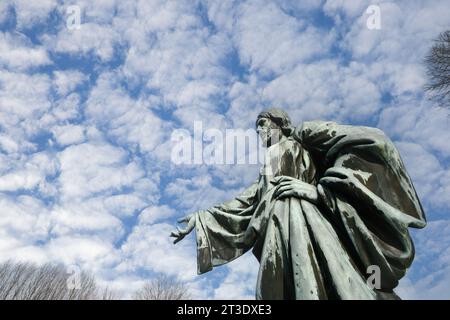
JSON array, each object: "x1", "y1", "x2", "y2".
[{"x1": 171, "y1": 109, "x2": 426, "y2": 300}]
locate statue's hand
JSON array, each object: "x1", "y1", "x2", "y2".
[
  {"x1": 170, "y1": 213, "x2": 196, "y2": 244},
  {"x1": 273, "y1": 176, "x2": 318, "y2": 204}
]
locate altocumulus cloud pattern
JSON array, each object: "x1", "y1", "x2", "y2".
[{"x1": 0, "y1": 0, "x2": 449, "y2": 299}]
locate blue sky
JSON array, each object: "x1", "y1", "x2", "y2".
[{"x1": 0, "y1": 0, "x2": 449, "y2": 299}]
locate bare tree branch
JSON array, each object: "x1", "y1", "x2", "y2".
[
  {"x1": 133, "y1": 275, "x2": 191, "y2": 300},
  {"x1": 425, "y1": 30, "x2": 450, "y2": 107},
  {"x1": 0, "y1": 260, "x2": 122, "y2": 300}
]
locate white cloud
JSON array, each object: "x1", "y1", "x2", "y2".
[
  {"x1": 212, "y1": 252, "x2": 258, "y2": 299},
  {"x1": 86, "y1": 72, "x2": 167, "y2": 153},
  {"x1": 0, "y1": 134, "x2": 19, "y2": 154},
  {"x1": 104, "y1": 194, "x2": 147, "y2": 218},
  {"x1": 46, "y1": 235, "x2": 116, "y2": 266},
  {"x1": 120, "y1": 222, "x2": 198, "y2": 281},
  {"x1": 165, "y1": 173, "x2": 248, "y2": 213},
  {"x1": 57, "y1": 142, "x2": 144, "y2": 200},
  {"x1": 51, "y1": 124, "x2": 85, "y2": 146},
  {"x1": 0, "y1": 151, "x2": 58, "y2": 194},
  {"x1": 233, "y1": 0, "x2": 334, "y2": 76},
  {"x1": 45, "y1": 22, "x2": 120, "y2": 62},
  {"x1": 49, "y1": 200, "x2": 124, "y2": 240},
  {"x1": 379, "y1": 102, "x2": 450, "y2": 159},
  {"x1": 261, "y1": 60, "x2": 382, "y2": 123},
  {"x1": 398, "y1": 220, "x2": 450, "y2": 299},
  {"x1": 0, "y1": 2, "x2": 10, "y2": 25},
  {"x1": 0, "y1": 195, "x2": 51, "y2": 250},
  {"x1": 0, "y1": 32, "x2": 51, "y2": 71},
  {"x1": 0, "y1": 70, "x2": 51, "y2": 125},
  {"x1": 53, "y1": 70, "x2": 88, "y2": 97},
  {"x1": 117, "y1": 2, "x2": 232, "y2": 117},
  {"x1": 9, "y1": 0, "x2": 58, "y2": 28},
  {"x1": 323, "y1": 0, "x2": 368, "y2": 19},
  {"x1": 395, "y1": 142, "x2": 442, "y2": 198},
  {"x1": 138, "y1": 205, "x2": 175, "y2": 225}
]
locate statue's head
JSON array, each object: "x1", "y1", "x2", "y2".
[{"x1": 256, "y1": 108, "x2": 293, "y2": 147}]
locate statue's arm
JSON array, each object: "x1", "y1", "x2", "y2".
[
  {"x1": 171, "y1": 179, "x2": 259, "y2": 244},
  {"x1": 193, "y1": 179, "x2": 260, "y2": 273},
  {"x1": 208, "y1": 179, "x2": 259, "y2": 215}
]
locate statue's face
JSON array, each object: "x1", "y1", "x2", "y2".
[{"x1": 256, "y1": 117, "x2": 282, "y2": 147}]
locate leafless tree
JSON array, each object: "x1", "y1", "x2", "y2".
[
  {"x1": 0, "y1": 260, "x2": 120, "y2": 300},
  {"x1": 133, "y1": 275, "x2": 191, "y2": 300},
  {"x1": 0, "y1": 261, "x2": 190, "y2": 300},
  {"x1": 425, "y1": 30, "x2": 450, "y2": 107}
]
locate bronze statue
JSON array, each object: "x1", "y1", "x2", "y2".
[{"x1": 171, "y1": 108, "x2": 426, "y2": 300}]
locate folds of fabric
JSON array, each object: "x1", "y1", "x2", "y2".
[
  {"x1": 195, "y1": 181, "x2": 259, "y2": 274},
  {"x1": 294, "y1": 121, "x2": 426, "y2": 295},
  {"x1": 249, "y1": 186, "x2": 376, "y2": 299},
  {"x1": 193, "y1": 121, "x2": 426, "y2": 300}
]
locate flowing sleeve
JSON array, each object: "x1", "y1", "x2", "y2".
[
  {"x1": 294, "y1": 120, "x2": 426, "y2": 291},
  {"x1": 195, "y1": 180, "x2": 259, "y2": 274}
]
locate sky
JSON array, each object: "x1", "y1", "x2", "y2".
[{"x1": 0, "y1": 0, "x2": 449, "y2": 299}]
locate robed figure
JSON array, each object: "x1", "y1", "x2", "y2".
[{"x1": 171, "y1": 109, "x2": 426, "y2": 300}]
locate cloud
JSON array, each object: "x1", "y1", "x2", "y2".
[
  {"x1": 323, "y1": 0, "x2": 368, "y2": 19},
  {"x1": 53, "y1": 70, "x2": 88, "y2": 97},
  {"x1": 120, "y1": 222, "x2": 198, "y2": 281},
  {"x1": 233, "y1": 0, "x2": 334, "y2": 77},
  {"x1": 212, "y1": 252, "x2": 258, "y2": 299},
  {"x1": 138, "y1": 205, "x2": 175, "y2": 225},
  {"x1": 85, "y1": 72, "x2": 167, "y2": 153},
  {"x1": 45, "y1": 22, "x2": 121, "y2": 62},
  {"x1": 0, "y1": 0, "x2": 449, "y2": 300},
  {"x1": 8, "y1": 0, "x2": 58, "y2": 28},
  {"x1": 0, "y1": 151, "x2": 58, "y2": 194},
  {"x1": 0, "y1": 70, "x2": 51, "y2": 125},
  {"x1": 57, "y1": 142, "x2": 144, "y2": 200},
  {"x1": 49, "y1": 200, "x2": 124, "y2": 239},
  {"x1": 51, "y1": 124, "x2": 86, "y2": 146},
  {"x1": 0, "y1": 32, "x2": 51, "y2": 71},
  {"x1": 398, "y1": 220, "x2": 450, "y2": 299},
  {"x1": 46, "y1": 235, "x2": 117, "y2": 267}
]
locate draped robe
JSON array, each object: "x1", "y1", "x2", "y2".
[{"x1": 194, "y1": 120, "x2": 426, "y2": 299}]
